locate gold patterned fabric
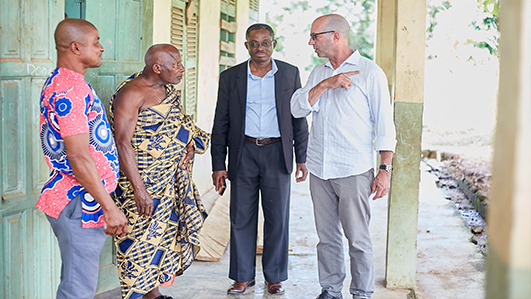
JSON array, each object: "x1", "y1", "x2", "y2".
[{"x1": 109, "y1": 73, "x2": 210, "y2": 299}]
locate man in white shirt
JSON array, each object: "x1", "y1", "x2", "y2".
[{"x1": 291, "y1": 14, "x2": 397, "y2": 299}]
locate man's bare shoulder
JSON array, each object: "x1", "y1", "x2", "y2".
[
  {"x1": 114, "y1": 79, "x2": 147, "y2": 109},
  {"x1": 117, "y1": 78, "x2": 147, "y2": 98},
  {"x1": 115, "y1": 76, "x2": 166, "y2": 111}
]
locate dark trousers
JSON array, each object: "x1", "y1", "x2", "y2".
[{"x1": 229, "y1": 141, "x2": 291, "y2": 283}]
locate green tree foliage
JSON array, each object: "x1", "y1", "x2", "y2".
[
  {"x1": 469, "y1": 0, "x2": 499, "y2": 56},
  {"x1": 427, "y1": 0, "x2": 499, "y2": 58},
  {"x1": 427, "y1": 0, "x2": 451, "y2": 41}
]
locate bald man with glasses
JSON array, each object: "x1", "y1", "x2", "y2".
[
  {"x1": 291, "y1": 14, "x2": 396, "y2": 299},
  {"x1": 211, "y1": 23, "x2": 309, "y2": 295}
]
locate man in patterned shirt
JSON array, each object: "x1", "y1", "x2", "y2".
[{"x1": 38, "y1": 19, "x2": 128, "y2": 299}]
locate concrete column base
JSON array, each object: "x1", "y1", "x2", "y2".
[{"x1": 385, "y1": 102, "x2": 423, "y2": 288}]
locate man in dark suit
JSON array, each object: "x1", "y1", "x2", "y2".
[{"x1": 211, "y1": 23, "x2": 309, "y2": 295}]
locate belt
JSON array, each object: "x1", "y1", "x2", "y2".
[{"x1": 245, "y1": 135, "x2": 281, "y2": 146}]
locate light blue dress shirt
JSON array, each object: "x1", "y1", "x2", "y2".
[
  {"x1": 291, "y1": 50, "x2": 397, "y2": 180},
  {"x1": 245, "y1": 58, "x2": 281, "y2": 138}
]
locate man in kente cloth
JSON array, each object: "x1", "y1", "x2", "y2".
[{"x1": 110, "y1": 43, "x2": 210, "y2": 299}]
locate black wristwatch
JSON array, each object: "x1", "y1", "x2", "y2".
[{"x1": 379, "y1": 164, "x2": 393, "y2": 172}]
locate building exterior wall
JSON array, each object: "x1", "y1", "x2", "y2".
[
  {"x1": 192, "y1": 0, "x2": 221, "y2": 194},
  {"x1": 151, "y1": 0, "x2": 256, "y2": 196},
  {"x1": 153, "y1": 0, "x2": 172, "y2": 44}
]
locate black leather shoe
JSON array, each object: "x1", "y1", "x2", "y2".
[
  {"x1": 266, "y1": 281, "x2": 285, "y2": 294},
  {"x1": 316, "y1": 290, "x2": 343, "y2": 299},
  {"x1": 227, "y1": 279, "x2": 255, "y2": 294}
]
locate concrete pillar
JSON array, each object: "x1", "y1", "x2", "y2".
[
  {"x1": 487, "y1": 0, "x2": 531, "y2": 298},
  {"x1": 375, "y1": 0, "x2": 396, "y2": 95},
  {"x1": 375, "y1": 0, "x2": 426, "y2": 288}
]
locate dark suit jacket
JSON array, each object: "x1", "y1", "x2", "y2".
[{"x1": 211, "y1": 59, "x2": 308, "y2": 180}]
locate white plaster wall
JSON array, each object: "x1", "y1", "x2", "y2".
[
  {"x1": 153, "y1": 0, "x2": 172, "y2": 44},
  {"x1": 192, "y1": 0, "x2": 222, "y2": 194}
]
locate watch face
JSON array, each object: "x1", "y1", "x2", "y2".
[{"x1": 380, "y1": 165, "x2": 392, "y2": 171}]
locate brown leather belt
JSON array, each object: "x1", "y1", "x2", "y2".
[{"x1": 245, "y1": 135, "x2": 281, "y2": 146}]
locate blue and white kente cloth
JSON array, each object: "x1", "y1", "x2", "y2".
[{"x1": 109, "y1": 73, "x2": 210, "y2": 299}]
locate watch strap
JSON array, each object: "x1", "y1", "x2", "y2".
[{"x1": 379, "y1": 164, "x2": 393, "y2": 172}]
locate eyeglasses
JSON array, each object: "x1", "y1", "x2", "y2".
[
  {"x1": 310, "y1": 30, "x2": 335, "y2": 40},
  {"x1": 247, "y1": 40, "x2": 273, "y2": 48}
]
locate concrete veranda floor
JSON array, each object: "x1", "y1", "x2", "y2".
[{"x1": 97, "y1": 162, "x2": 485, "y2": 299}]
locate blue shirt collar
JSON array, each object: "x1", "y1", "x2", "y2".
[{"x1": 247, "y1": 58, "x2": 278, "y2": 79}]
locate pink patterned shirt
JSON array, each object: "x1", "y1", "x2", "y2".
[{"x1": 38, "y1": 68, "x2": 119, "y2": 228}]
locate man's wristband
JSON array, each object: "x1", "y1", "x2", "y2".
[{"x1": 379, "y1": 164, "x2": 393, "y2": 172}]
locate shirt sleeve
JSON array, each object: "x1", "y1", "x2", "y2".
[
  {"x1": 291, "y1": 68, "x2": 321, "y2": 118},
  {"x1": 55, "y1": 82, "x2": 92, "y2": 137},
  {"x1": 368, "y1": 67, "x2": 397, "y2": 153}
]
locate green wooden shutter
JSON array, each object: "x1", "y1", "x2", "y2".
[
  {"x1": 85, "y1": 0, "x2": 153, "y2": 110},
  {"x1": 0, "y1": 0, "x2": 154, "y2": 296},
  {"x1": 219, "y1": 0, "x2": 237, "y2": 73},
  {"x1": 249, "y1": 0, "x2": 259, "y2": 23},
  {"x1": 0, "y1": 0, "x2": 63, "y2": 298},
  {"x1": 171, "y1": 2, "x2": 185, "y2": 62},
  {"x1": 171, "y1": 0, "x2": 199, "y2": 119},
  {"x1": 184, "y1": 2, "x2": 198, "y2": 119}
]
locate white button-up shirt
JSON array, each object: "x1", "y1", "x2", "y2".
[{"x1": 291, "y1": 50, "x2": 396, "y2": 180}]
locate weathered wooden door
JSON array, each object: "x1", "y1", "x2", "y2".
[
  {"x1": 82, "y1": 0, "x2": 154, "y2": 293},
  {"x1": 64, "y1": 0, "x2": 154, "y2": 293},
  {"x1": 0, "y1": 0, "x2": 153, "y2": 297},
  {"x1": 0, "y1": 0, "x2": 63, "y2": 298}
]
